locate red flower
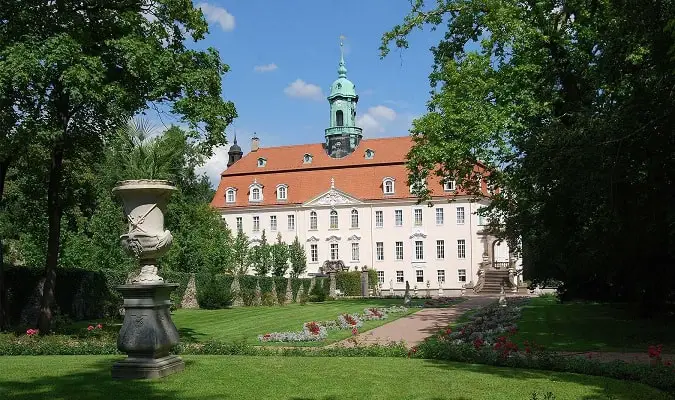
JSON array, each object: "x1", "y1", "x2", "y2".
[
  {"x1": 352, "y1": 328, "x2": 358, "y2": 336},
  {"x1": 648, "y1": 344, "x2": 663, "y2": 359},
  {"x1": 306, "y1": 322, "x2": 321, "y2": 335},
  {"x1": 445, "y1": 328, "x2": 452, "y2": 335},
  {"x1": 473, "y1": 338, "x2": 484, "y2": 349},
  {"x1": 87, "y1": 325, "x2": 94, "y2": 331},
  {"x1": 96, "y1": 324, "x2": 103, "y2": 329}
]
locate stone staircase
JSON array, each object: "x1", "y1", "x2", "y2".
[{"x1": 477, "y1": 269, "x2": 512, "y2": 294}]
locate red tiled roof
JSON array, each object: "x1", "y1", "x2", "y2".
[{"x1": 211, "y1": 136, "x2": 483, "y2": 208}]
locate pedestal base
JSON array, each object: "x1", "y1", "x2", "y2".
[{"x1": 112, "y1": 355, "x2": 185, "y2": 379}]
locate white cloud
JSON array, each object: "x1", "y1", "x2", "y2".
[
  {"x1": 356, "y1": 105, "x2": 398, "y2": 136},
  {"x1": 284, "y1": 79, "x2": 324, "y2": 101},
  {"x1": 197, "y1": 3, "x2": 235, "y2": 32},
  {"x1": 196, "y1": 145, "x2": 231, "y2": 188},
  {"x1": 254, "y1": 63, "x2": 278, "y2": 73}
]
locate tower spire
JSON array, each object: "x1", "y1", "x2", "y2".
[
  {"x1": 338, "y1": 35, "x2": 347, "y2": 78},
  {"x1": 233, "y1": 131, "x2": 238, "y2": 145}
]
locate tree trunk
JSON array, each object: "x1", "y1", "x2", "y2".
[
  {"x1": 37, "y1": 141, "x2": 64, "y2": 334},
  {"x1": 0, "y1": 160, "x2": 7, "y2": 330}
]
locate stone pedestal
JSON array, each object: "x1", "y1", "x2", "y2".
[
  {"x1": 112, "y1": 284, "x2": 184, "y2": 380},
  {"x1": 329, "y1": 273, "x2": 337, "y2": 298}
]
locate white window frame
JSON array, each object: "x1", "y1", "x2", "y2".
[
  {"x1": 396, "y1": 271, "x2": 404, "y2": 283},
  {"x1": 377, "y1": 270, "x2": 385, "y2": 284},
  {"x1": 351, "y1": 242, "x2": 360, "y2": 262},
  {"x1": 458, "y1": 269, "x2": 467, "y2": 282},
  {"x1": 413, "y1": 208, "x2": 423, "y2": 226},
  {"x1": 270, "y1": 215, "x2": 277, "y2": 231},
  {"x1": 257, "y1": 157, "x2": 267, "y2": 167},
  {"x1": 329, "y1": 210, "x2": 339, "y2": 229},
  {"x1": 383, "y1": 177, "x2": 396, "y2": 195},
  {"x1": 249, "y1": 182, "x2": 263, "y2": 202},
  {"x1": 436, "y1": 240, "x2": 445, "y2": 260},
  {"x1": 437, "y1": 270, "x2": 446, "y2": 283},
  {"x1": 309, "y1": 211, "x2": 318, "y2": 230},
  {"x1": 394, "y1": 209, "x2": 403, "y2": 226},
  {"x1": 330, "y1": 243, "x2": 339, "y2": 261},
  {"x1": 436, "y1": 208, "x2": 444, "y2": 225},
  {"x1": 303, "y1": 153, "x2": 313, "y2": 164},
  {"x1": 456, "y1": 206, "x2": 465, "y2": 224},
  {"x1": 277, "y1": 184, "x2": 288, "y2": 201},
  {"x1": 443, "y1": 180, "x2": 456, "y2": 192},
  {"x1": 365, "y1": 148, "x2": 375, "y2": 159},
  {"x1": 415, "y1": 240, "x2": 424, "y2": 261},
  {"x1": 287, "y1": 214, "x2": 295, "y2": 231},
  {"x1": 350, "y1": 209, "x2": 359, "y2": 228},
  {"x1": 310, "y1": 244, "x2": 318, "y2": 262},
  {"x1": 252, "y1": 216, "x2": 260, "y2": 232},
  {"x1": 416, "y1": 270, "x2": 424, "y2": 283},
  {"x1": 376, "y1": 242, "x2": 384, "y2": 261},
  {"x1": 226, "y1": 188, "x2": 236, "y2": 203},
  {"x1": 375, "y1": 210, "x2": 383, "y2": 228},
  {"x1": 457, "y1": 239, "x2": 466, "y2": 259},
  {"x1": 395, "y1": 241, "x2": 404, "y2": 260}
]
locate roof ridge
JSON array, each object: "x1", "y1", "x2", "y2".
[{"x1": 252, "y1": 135, "x2": 411, "y2": 152}]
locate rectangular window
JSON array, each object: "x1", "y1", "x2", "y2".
[
  {"x1": 436, "y1": 240, "x2": 445, "y2": 259},
  {"x1": 396, "y1": 271, "x2": 404, "y2": 283},
  {"x1": 376, "y1": 242, "x2": 384, "y2": 261},
  {"x1": 236, "y1": 217, "x2": 243, "y2": 232},
  {"x1": 395, "y1": 210, "x2": 403, "y2": 226},
  {"x1": 310, "y1": 212, "x2": 318, "y2": 230},
  {"x1": 377, "y1": 271, "x2": 385, "y2": 284},
  {"x1": 414, "y1": 209, "x2": 423, "y2": 226},
  {"x1": 415, "y1": 240, "x2": 424, "y2": 260},
  {"x1": 351, "y1": 242, "x2": 360, "y2": 261},
  {"x1": 287, "y1": 214, "x2": 295, "y2": 231},
  {"x1": 330, "y1": 211, "x2": 339, "y2": 229},
  {"x1": 226, "y1": 190, "x2": 235, "y2": 203},
  {"x1": 310, "y1": 244, "x2": 318, "y2": 262},
  {"x1": 330, "y1": 243, "x2": 339, "y2": 261},
  {"x1": 416, "y1": 270, "x2": 424, "y2": 283},
  {"x1": 395, "y1": 241, "x2": 404, "y2": 260},
  {"x1": 437, "y1": 270, "x2": 445, "y2": 283},
  {"x1": 351, "y1": 210, "x2": 359, "y2": 228},
  {"x1": 436, "y1": 208, "x2": 444, "y2": 225},
  {"x1": 458, "y1": 269, "x2": 467, "y2": 282},
  {"x1": 444, "y1": 180, "x2": 456, "y2": 191},
  {"x1": 270, "y1": 215, "x2": 277, "y2": 231},
  {"x1": 457, "y1": 206, "x2": 465, "y2": 224},
  {"x1": 457, "y1": 239, "x2": 466, "y2": 259},
  {"x1": 375, "y1": 210, "x2": 383, "y2": 228},
  {"x1": 252, "y1": 216, "x2": 260, "y2": 232}
]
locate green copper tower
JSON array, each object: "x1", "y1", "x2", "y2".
[{"x1": 325, "y1": 35, "x2": 362, "y2": 158}]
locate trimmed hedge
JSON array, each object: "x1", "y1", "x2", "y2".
[
  {"x1": 2, "y1": 265, "x2": 330, "y2": 327},
  {"x1": 335, "y1": 270, "x2": 379, "y2": 296}
]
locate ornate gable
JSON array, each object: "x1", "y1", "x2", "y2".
[{"x1": 304, "y1": 188, "x2": 362, "y2": 207}]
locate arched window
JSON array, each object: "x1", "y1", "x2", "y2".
[
  {"x1": 382, "y1": 177, "x2": 395, "y2": 195},
  {"x1": 251, "y1": 187, "x2": 261, "y2": 201},
  {"x1": 350, "y1": 209, "x2": 359, "y2": 228},
  {"x1": 310, "y1": 211, "x2": 318, "y2": 230},
  {"x1": 336, "y1": 110, "x2": 344, "y2": 126},
  {"x1": 330, "y1": 210, "x2": 339, "y2": 229},
  {"x1": 226, "y1": 188, "x2": 236, "y2": 203},
  {"x1": 277, "y1": 184, "x2": 288, "y2": 201}
]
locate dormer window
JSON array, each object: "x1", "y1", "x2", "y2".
[
  {"x1": 225, "y1": 187, "x2": 237, "y2": 203},
  {"x1": 443, "y1": 180, "x2": 456, "y2": 192},
  {"x1": 257, "y1": 157, "x2": 267, "y2": 167},
  {"x1": 249, "y1": 181, "x2": 263, "y2": 202},
  {"x1": 364, "y1": 149, "x2": 375, "y2": 159},
  {"x1": 303, "y1": 153, "x2": 313, "y2": 164},
  {"x1": 382, "y1": 177, "x2": 395, "y2": 195},
  {"x1": 276, "y1": 184, "x2": 288, "y2": 201}
]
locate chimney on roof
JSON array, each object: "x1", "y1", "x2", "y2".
[{"x1": 251, "y1": 133, "x2": 259, "y2": 152}]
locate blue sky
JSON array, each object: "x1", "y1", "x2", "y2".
[{"x1": 162, "y1": 0, "x2": 445, "y2": 185}]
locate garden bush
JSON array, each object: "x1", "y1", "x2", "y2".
[
  {"x1": 196, "y1": 276, "x2": 233, "y2": 309},
  {"x1": 336, "y1": 271, "x2": 361, "y2": 295},
  {"x1": 309, "y1": 279, "x2": 326, "y2": 302}
]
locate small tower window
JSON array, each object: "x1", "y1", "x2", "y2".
[
  {"x1": 225, "y1": 188, "x2": 236, "y2": 203},
  {"x1": 303, "y1": 153, "x2": 313, "y2": 164},
  {"x1": 257, "y1": 157, "x2": 267, "y2": 167},
  {"x1": 382, "y1": 177, "x2": 396, "y2": 195},
  {"x1": 336, "y1": 110, "x2": 344, "y2": 126},
  {"x1": 365, "y1": 149, "x2": 375, "y2": 159}
]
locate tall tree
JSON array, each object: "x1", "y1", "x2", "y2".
[
  {"x1": 382, "y1": 0, "x2": 675, "y2": 309},
  {"x1": 230, "y1": 230, "x2": 251, "y2": 276},
  {"x1": 288, "y1": 236, "x2": 307, "y2": 278},
  {"x1": 271, "y1": 232, "x2": 289, "y2": 277},
  {"x1": 250, "y1": 230, "x2": 271, "y2": 277},
  {"x1": 1, "y1": 0, "x2": 236, "y2": 333}
]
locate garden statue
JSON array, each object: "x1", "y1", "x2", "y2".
[
  {"x1": 413, "y1": 284, "x2": 418, "y2": 297},
  {"x1": 378, "y1": 282, "x2": 383, "y2": 297},
  {"x1": 425, "y1": 280, "x2": 431, "y2": 298},
  {"x1": 296, "y1": 283, "x2": 305, "y2": 302},
  {"x1": 389, "y1": 279, "x2": 394, "y2": 297},
  {"x1": 499, "y1": 282, "x2": 507, "y2": 307},
  {"x1": 438, "y1": 280, "x2": 444, "y2": 296},
  {"x1": 231, "y1": 274, "x2": 244, "y2": 307},
  {"x1": 285, "y1": 278, "x2": 293, "y2": 304},
  {"x1": 254, "y1": 279, "x2": 262, "y2": 306},
  {"x1": 403, "y1": 281, "x2": 411, "y2": 305},
  {"x1": 111, "y1": 179, "x2": 184, "y2": 379}
]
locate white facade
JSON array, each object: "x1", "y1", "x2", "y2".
[{"x1": 221, "y1": 186, "x2": 511, "y2": 293}]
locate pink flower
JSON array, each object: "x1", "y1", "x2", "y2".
[
  {"x1": 351, "y1": 328, "x2": 358, "y2": 336},
  {"x1": 96, "y1": 324, "x2": 103, "y2": 329},
  {"x1": 26, "y1": 328, "x2": 39, "y2": 336},
  {"x1": 87, "y1": 325, "x2": 94, "y2": 331}
]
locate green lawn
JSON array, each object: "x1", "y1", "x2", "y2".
[
  {"x1": 514, "y1": 296, "x2": 675, "y2": 352},
  {"x1": 0, "y1": 355, "x2": 668, "y2": 400},
  {"x1": 171, "y1": 298, "x2": 416, "y2": 346}
]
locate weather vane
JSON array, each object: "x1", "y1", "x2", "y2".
[{"x1": 339, "y1": 34, "x2": 346, "y2": 47}]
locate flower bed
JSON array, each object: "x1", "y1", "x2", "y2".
[
  {"x1": 257, "y1": 306, "x2": 408, "y2": 343},
  {"x1": 422, "y1": 297, "x2": 464, "y2": 308}
]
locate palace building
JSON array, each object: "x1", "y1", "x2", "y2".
[{"x1": 210, "y1": 43, "x2": 516, "y2": 294}]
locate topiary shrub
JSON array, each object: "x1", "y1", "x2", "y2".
[
  {"x1": 196, "y1": 277, "x2": 233, "y2": 309},
  {"x1": 309, "y1": 279, "x2": 326, "y2": 302},
  {"x1": 336, "y1": 271, "x2": 361, "y2": 296}
]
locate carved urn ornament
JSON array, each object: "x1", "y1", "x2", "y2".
[{"x1": 113, "y1": 180, "x2": 176, "y2": 283}]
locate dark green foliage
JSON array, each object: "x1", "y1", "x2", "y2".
[
  {"x1": 309, "y1": 279, "x2": 326, "y2": 302},
  {"x1": 196, "y1": 276, "x2": 233, "y2": 310},
  {"x1": 288, "y1": 236, "x2": 307, "y2": 278},
  {"x1": 336, "y1": 271, "x2": 361, "y2": 296},
  {"x1": 271, "y1": 233, "x2": 289, "y2": 277},
  {"x1": 367, "y1": 269, "x2": 378, "y2": 290}
]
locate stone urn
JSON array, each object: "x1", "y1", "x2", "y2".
[{"x1": 111, "y1": 180, "x2": 184, "y2": 379}]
